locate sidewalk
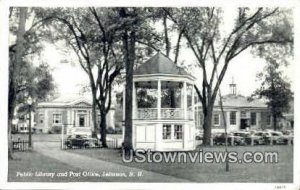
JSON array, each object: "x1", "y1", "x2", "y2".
[{"x1": 34, "y1": 142, "x2": 190, "y2": 182}]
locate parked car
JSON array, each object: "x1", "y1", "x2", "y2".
[
  {"x1": 232, "y1": 131, "x2": 254, "y2": 146},
  {"x1": 244, "y1": 132, "x2": 265, "y2": 145},
  {"x1": 70, "y1": 127, "x2": 93, "y2": 138},
  {"x1": 251, "y1": 131, "x2": 269, "y2": 145},
  {"x1": 214, "y1": 132, "x2": 245, "y2": 146},
  {"x1": 263, "y1": 131, "x2": 285, "y2": 145},
  {"x1": 65, "y1": 136, "x2": 99, "y2": 148},
  {"x1": 195, "y1": 129, "x2": 203, "y2": 140},
  {"x1": 281, "y1": 130, "x2": 294, "y2": 145}
]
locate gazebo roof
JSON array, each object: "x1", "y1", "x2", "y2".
[{"x1": 134, "y1": 52, "x2": 193, "y2": 78}]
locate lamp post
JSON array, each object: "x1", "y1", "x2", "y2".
[{"x1": 27, "y1": 97, "x2": 32, "y2": 148}]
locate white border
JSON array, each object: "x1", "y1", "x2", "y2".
[{"x1": 0, "y1": 0, "x2": 299, "y2": 189}]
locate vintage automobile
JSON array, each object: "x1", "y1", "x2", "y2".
[
  {"x1": 232, "y1": 131, "x2": 264, "y2": 145},
  {"x1": 65, "y1": 136, "x2": 100, "y2": 149},
  {"x1": 214, "y1": 132, "x2": 246, "y2": 146},
  {"x1": 250, "y1": 131, "x2": 269, "y2": 145},
  {"x1": 69, "y1": 127, "x2": 93, "y2": 138},
  {"x1": 281, "y1": 130, "x2": 294, "y2": 145},
  {"x1": 244, "y1": 132, "x2": 265, "y2": 145},
  {"x1": 263, "y1": 131, "x2": 285, "y2": 145}
]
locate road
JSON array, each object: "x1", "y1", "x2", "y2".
[{"x1": 33, "y1": 140, "x2": 190, "y2": 182}]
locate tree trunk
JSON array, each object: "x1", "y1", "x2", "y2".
[
  {"x1": 8, "y1": 116, "x2": 14, "y2": 160},
  {"x1": 123, "y1": 32, "x2": 136, "y2": 153},
  {"x1": 163, "y1": 14, "x2": 170, "y2": 57},
  {"x1": 92, "y1": 96, "x2": 98, "y2": 138},
  {"x1": 8, "y1": 7, "x2": 27, "y2": 159},
  {"x1": 273, "y1": 114, "x2": 277, "y2": 131},
  {"x1": 174, "y1": 30, "x2": 183, "y2": 64},
  {"x1": 99, "y1": 110, "x2": 108, "y2": 148},
  {"x1": 202, "y1": 106, "x2": 213, "y2": 146}
]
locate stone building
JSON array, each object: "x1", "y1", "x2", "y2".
[
  {"x1": 35, "y1": 96, "x2": 115, "y2": 134},
  {"x1": 194, "y1": 82, "x2": 273, "y2": 133}
]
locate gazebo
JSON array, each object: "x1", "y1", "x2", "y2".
[{"x1": 123, "y1": 52, "x2": 196, "y2": 151}]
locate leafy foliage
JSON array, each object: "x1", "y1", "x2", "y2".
[
  {"x1": 253, "y1": 61, "x2": 293, "y2": 130},
  {"x1": 164, "y1": 7, "x2": 293, "y2": 145}
]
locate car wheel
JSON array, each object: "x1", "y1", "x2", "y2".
[{"x1": 66, "y1": 143, "x2": 72, "y2": 149}]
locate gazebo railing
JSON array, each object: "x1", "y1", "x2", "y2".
[
  {"x1": 137, "y1": 108, "x2": 158, "y2": 119},
  {"x1": 137, "y1": 108, "x2": 194, "y2": 120},
  {"x1": 161, "y1": 108, "x2": 184, "y2": 119}
]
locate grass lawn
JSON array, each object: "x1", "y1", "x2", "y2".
[
  {"x1": 68, "y1": 145, "x2": 293, "y2": 183},
  {"x1": 8, "y1": 151, "x2": 104, "y2": 182}
]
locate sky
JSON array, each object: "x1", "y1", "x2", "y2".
[
  {"x1": 42, "y1": 41, "x2": 294, "y2": 98},
  {"x1": 39, "y1": 7, "x2": 294, "y2": 98}
]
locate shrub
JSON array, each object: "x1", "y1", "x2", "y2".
[
  {"x1": 106, "y1": 127, "x2": 115, "y2": 134},
  {"x1": 49, "y1": 126, "x2": 62, "y2": 134}
]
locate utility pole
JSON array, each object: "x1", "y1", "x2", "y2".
[{"x1": 216, "y1": 68, "x2": 229, "y2": 172}]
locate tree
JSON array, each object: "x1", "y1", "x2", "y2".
[
  {"x1": 34, "y1": 8, "x2": 124, "y2": 147},
  {"x1": 8, "y1": 7, "x2": 55, "y2": 158},
  {"x1": 8, "y1": 7, "x2": 28, "y2": 159},
  {"x1": 253, "y1": 59, "x2": 293, "y2": 131},
  {"x1": 164, "y1": 8, "x2": 293, "y2": 145},
  {"x1": 117, "y1": 8, "x2": 161, "y2": 152}
]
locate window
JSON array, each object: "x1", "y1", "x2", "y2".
[
  {"x1": 162, "y1": 125, "x2": 171, "y2": 139},
  {"x1": 213, "y1": 114, "x2": 220, "y2": 126},
  {"x1": 163, "y1": 124, "x2": 183, "y2": 140},
  {"x1": 39, "y1": 114, "x2": 44, "y2": 124},
  {"x1": 251, "y1": 112, "x2": 257, "y2": 125},
  {"x1": 267, "y1": 115, "x2": 272, "y2": 125},
  {"x1": 230, "y1": 111, "x2": 237, "y2": 125},
  {"x1": 174, "y1": 125, "x2": 183, "y2": 139},
  {"x1": 53, "y1": 114, "x2": 62, "y2": 124}
]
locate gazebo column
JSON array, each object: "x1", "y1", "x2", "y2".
[
  {"x1": 183, "y1": 82, "x2": 187, "y2": 120},
  {"x1": 157, "y1": 80, "x2": 161, "y2": 119},
  {"x1": 192, "y1": 83, "x2": 195, "y2": 120}
]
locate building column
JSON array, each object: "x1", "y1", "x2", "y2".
[
  {"x1": 73, "y1": 110, "x2": 76, "y2": 127},
  {"x1": 257, "y1": 112, "x2": 261, "y2": 129},
  {"x1": 236, "y1": 111, "x2": 241, "y2": 130},
  {"x1": 44, "y1": 109, "x2": 48, "y2": 133},
  {"x1": 157, "y1": 80, "x2": 161, "y2": 119}
]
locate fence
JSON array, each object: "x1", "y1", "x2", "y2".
[
  {"x1": 12, "y1": 140, "x2": 31, "y2": 152},
  {"x1": 62, "y1": 138, "x2": 121, "y2": 150}
]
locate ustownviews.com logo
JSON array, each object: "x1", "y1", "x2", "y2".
[{"x1": 122, "y1": 149, "x2": 279, "y2": 164}]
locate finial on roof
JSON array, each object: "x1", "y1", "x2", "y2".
[{"x1": 229, "y1": 76, "x2": 237, "y2": 95}]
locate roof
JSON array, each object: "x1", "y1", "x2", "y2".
[
  {"x1": 134, "y1": 52, "x2": 193, "y2": 78},
  {"x1": 195, "y1": 94, "x2": 268, "y2": 109},
  {"x1": 37, "y1": 96, "x2": 92, "y2": 108},
  {"x1": 38, "y1": 94, "x2": 116, "y2": 110},
  {"x1": 221, "y1": 94, "x2": 267, "y2": 108}
]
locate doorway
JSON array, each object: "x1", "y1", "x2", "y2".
[
  {"x1": 79, "y1": 115, "x2": 86, "y2": 127},
  {"x1": 240, "y1": 119, "x2": 249, "y2": 129}
]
